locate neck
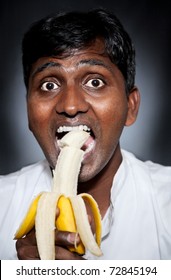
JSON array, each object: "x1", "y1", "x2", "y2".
[{"x1": 77, "y1": 144, "x2": 122, "y2": 218}]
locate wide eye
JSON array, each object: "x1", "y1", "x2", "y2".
[
  {"x1": 85, "y1": 78, "x2": 105, "y2": 89},
  {"x1": 41, "y1": 81, "x2": 59, "y2": 91}
]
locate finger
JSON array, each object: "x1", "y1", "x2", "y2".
[
  {"x1": 16, "y1": 228, "x2": 39, "y2": 260},
  {"x1": 55, "y1": 230, "x2": 80, "y2": 246},
  {"x1": 16, "y1": 242, "x2": 40, "y2": 260},
  {"x1": 55, "y1": 246, "x2": 85, "y2": 260},
  {"x1": 16, "y1": 229, "x2": 37, "y2": 249}
]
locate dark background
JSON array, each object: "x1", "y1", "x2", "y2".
[{"x1": 0, "y1": 0, "x2": 171, "y2": 174}]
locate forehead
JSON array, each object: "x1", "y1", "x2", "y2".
[{"x1": 30, "y1": 38, "x2": 119, "y2": 78}]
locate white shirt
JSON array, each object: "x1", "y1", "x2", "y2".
[{"x1": 0, "y1": 150, "x2": 171, "y2": 260}]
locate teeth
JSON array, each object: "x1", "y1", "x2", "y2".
[
  {"x1": 84, "y1": 141, "x2": 95, "y2": 154},
  {"x1": 57, "y1": 125, "x2": 91, "y2": 133}
]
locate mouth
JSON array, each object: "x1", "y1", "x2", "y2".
[{"x1": 56, "y1": 124, "x2": 95, "y2": 155}]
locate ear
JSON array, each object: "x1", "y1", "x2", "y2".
[{"x1": 125, "y1": 87, "x2": 140, "y2": 126}]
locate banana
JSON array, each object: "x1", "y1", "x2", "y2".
[
  {"x1": 14, "y1": 193, "x2": 42, "y2": 239},
  {"x1": 14, "y1": 130, "x2": 102, "y2": 259}
]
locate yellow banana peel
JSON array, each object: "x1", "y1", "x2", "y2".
[
  {"x1": 14, "y1": 130, "x2": 102, "y2": 259},
  {"x1": 14, "y1": 193, "x2": 42, "y2": 239}
]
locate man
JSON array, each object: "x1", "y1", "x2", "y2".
[{"x1": 0, "y1": 8, "x2": 171, "y2": 260}]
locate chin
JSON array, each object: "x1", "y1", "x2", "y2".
[
  {"x1": 78, "y1": 164, "x2": 100, "y2": 183},
  {"x1": 45, "y1": 152, "x2": 58, "y2": 170}
]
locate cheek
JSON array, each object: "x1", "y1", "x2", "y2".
[
  {"x1": 27, "y1": 100, "x2": 52, "y2": 132},
  {"x1": 93, "y1": 95, "x2": 128, "y2": 130},
  {"x1": 27, "y1": 99, "x2": 58, "y2": 166}
]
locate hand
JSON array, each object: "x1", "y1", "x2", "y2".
[
  {"x1": 16, "y1": 228, "x2": 85, "y2": 260},
  {"x1": 16, "y1": 228, "x2": 39, "y2": 260},
  {"x1": 54, "y1": 230, "x2": 85, "y2": 260}
]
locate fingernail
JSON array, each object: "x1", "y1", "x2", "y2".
[{"x1": 67, "y1": 233, "x2": 80, "y2": 244}]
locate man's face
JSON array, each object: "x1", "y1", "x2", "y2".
[{"x1": 27, "y1": 39, "x2": 138, "y2": 182}]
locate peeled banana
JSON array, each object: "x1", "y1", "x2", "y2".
[{"x1": 14, "y1": 130, "x2": 102, "y2": 259}]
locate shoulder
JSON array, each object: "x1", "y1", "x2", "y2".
[
  {"x1": 122, "y1": 149, "x2": 171, "y2": 236},
  {"x1": 122, "y1": 149, "x2": 171, "y2": 184},
  {"x1": 0, "y1": 159, "x2": 52, "y2": 227},
  {"x1": 0, "y1": 160, "x2": 50, "y2": 193}
]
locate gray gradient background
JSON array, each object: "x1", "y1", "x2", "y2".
[{"x1": 0, "y1": 0, "x2": 171, "y2": 175}]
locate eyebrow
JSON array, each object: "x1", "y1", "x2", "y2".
[
  {"x1": 31, "y1": 58, "x2": 114, "y2": 78},
  {"x1": 31, "y1": 61, "x2": 61, "y2": 78},
  {"x1": 78, "y1": 59, "x2": 113, "y2": 73}
]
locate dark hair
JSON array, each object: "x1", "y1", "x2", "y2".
[{"x1": 22, "y1": 8, "x2": 136, "y2": 93}]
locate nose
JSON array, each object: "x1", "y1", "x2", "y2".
[{"x1": 55, "y1": 85, "x2": 89, "y2": 117}]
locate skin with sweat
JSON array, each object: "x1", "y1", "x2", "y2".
[{"x1": 16, "y1": 39, "x2": 140, "y2": 259}]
